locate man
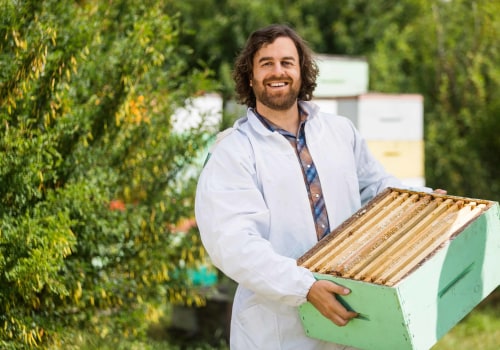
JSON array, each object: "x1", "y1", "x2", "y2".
[{"x1": 195, "y1": 24, "x2": 433, "y2": 349}]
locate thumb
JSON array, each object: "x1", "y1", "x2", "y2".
[{"x1": 322, "y1": 279, "x2": 351, "y2": 296}]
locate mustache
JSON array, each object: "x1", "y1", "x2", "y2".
[{"x1": 263, "y1": 76, "x2": 292, "y2": 84}]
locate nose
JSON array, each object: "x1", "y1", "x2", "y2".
[{"x1": 271, "y1": 62, "x2": 286, "y2": 75}]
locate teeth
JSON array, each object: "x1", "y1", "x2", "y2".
[{"x1": 270, "y1": 82, "x2": 286, "y2": 87}]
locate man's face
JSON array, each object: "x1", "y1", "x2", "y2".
[{"x1": 251, "y1": 36, "x2": 301, "y2": 111}]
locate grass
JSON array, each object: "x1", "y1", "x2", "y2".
[{"x1": 432, "y1": 288, "x2": 500, "y2": 350}]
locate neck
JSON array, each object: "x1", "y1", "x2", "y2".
[{"x1": 256, "y1": 102, "x2": 300, "y2": 135}]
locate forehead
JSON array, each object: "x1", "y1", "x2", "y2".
[{"x1": 254, "y1": 36, "x2": 299, "y2": 62}]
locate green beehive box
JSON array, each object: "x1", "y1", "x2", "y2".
[{"x1": 298, "y1": 188, "x2": 500, "y2": 350}]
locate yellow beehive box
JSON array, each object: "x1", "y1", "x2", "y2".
[
  {"x1": 298, "y1": 188, "x2": 500, "y2": 350},
  {"x1": 366, "y1": 140, "x2": 424, "y2": 179}
]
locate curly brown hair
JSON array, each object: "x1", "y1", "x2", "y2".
[{"x1": 233, "y1": 24, "x2": 319, "y2": 108}]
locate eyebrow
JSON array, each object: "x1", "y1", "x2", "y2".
[{"x1": 258, "y1": 56, "x2": 297, "y2": 63}]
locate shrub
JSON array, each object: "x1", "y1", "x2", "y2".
[{"x1": 0, "y1": 0, "x2": 216, "y2": 348}]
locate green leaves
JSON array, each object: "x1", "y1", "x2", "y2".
[{"x1": 1, "y1": 0, "x2": 215, "y2": 347}]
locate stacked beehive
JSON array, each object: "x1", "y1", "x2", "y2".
[{"x1": 336, "y1": 93, "x2": 425, "y2": 187}]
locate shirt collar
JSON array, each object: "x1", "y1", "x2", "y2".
[{"x1": 252, "y1": 105, "x2": 309, "y2": 136}]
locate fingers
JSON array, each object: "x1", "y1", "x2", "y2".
[
  {"x1": 327, "y1": 298, "x2": 358, "y2": 326},
  {"x1": 328, "y1": 302, "x2": 358, "y2": 326},
  {"x1": 306, "y1": 280, "x2": 359, "y2": 327}
]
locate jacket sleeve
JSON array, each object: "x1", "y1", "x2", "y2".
[{"x1": 195, "y1": 134, "x2": 316, "y2": 307}]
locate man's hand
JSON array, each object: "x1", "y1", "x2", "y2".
[{"x1": 306, "y1": 280, "x2": 358, "y2": 326}]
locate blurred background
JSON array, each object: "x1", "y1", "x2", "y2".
[{"x1": 1, "y1": 0, "x2": 499, "y2": 349}]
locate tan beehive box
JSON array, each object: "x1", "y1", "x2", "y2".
[{"x1": 298, "y1": 188, "x2": 500, "y2": 350}]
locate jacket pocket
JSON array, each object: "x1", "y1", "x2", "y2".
[{"x1": 232, "y1": 302, "x2": 281, "y2": 350}]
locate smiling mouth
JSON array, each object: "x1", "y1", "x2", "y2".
[{"x1": 267, "y1": 82, "x2": 289, "y2": 88}]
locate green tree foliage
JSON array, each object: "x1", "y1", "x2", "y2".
[
  {"x1": 422, "y1": 0, "x2": 500, "y2": 199},
  {"x1": 355, "y1": 0, "x2": 500, "y2": 199},
  {"x1": 172, "y1": 0, "x2": 500, "y2": 201},
  {"x1": 0, "y1": 0, "x2": 216, "y2": 348}
]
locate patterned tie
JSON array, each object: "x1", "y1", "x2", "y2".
[
  {"x1": 253, "y1": 108, "x2": 331, "y2": 240},
  {"x1": 295, "y1": 124, "x2": 331, "y2": 240}
]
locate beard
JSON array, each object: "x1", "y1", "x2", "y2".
[{"x1": 252, "y1": 78, "x2": 300, "y2": 111}]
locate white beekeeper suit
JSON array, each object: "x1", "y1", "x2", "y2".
[{"x1": 195, "y1": 101, "x2": 413, "y2": 349}]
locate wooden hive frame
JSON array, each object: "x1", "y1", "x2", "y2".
[{"x1": 298, "y1": 188, "x2": 491, "y2": 286}]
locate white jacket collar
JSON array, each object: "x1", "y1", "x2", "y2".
[{"x1": 240, "y1": 100, "x2": 320, "y2": 136}]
